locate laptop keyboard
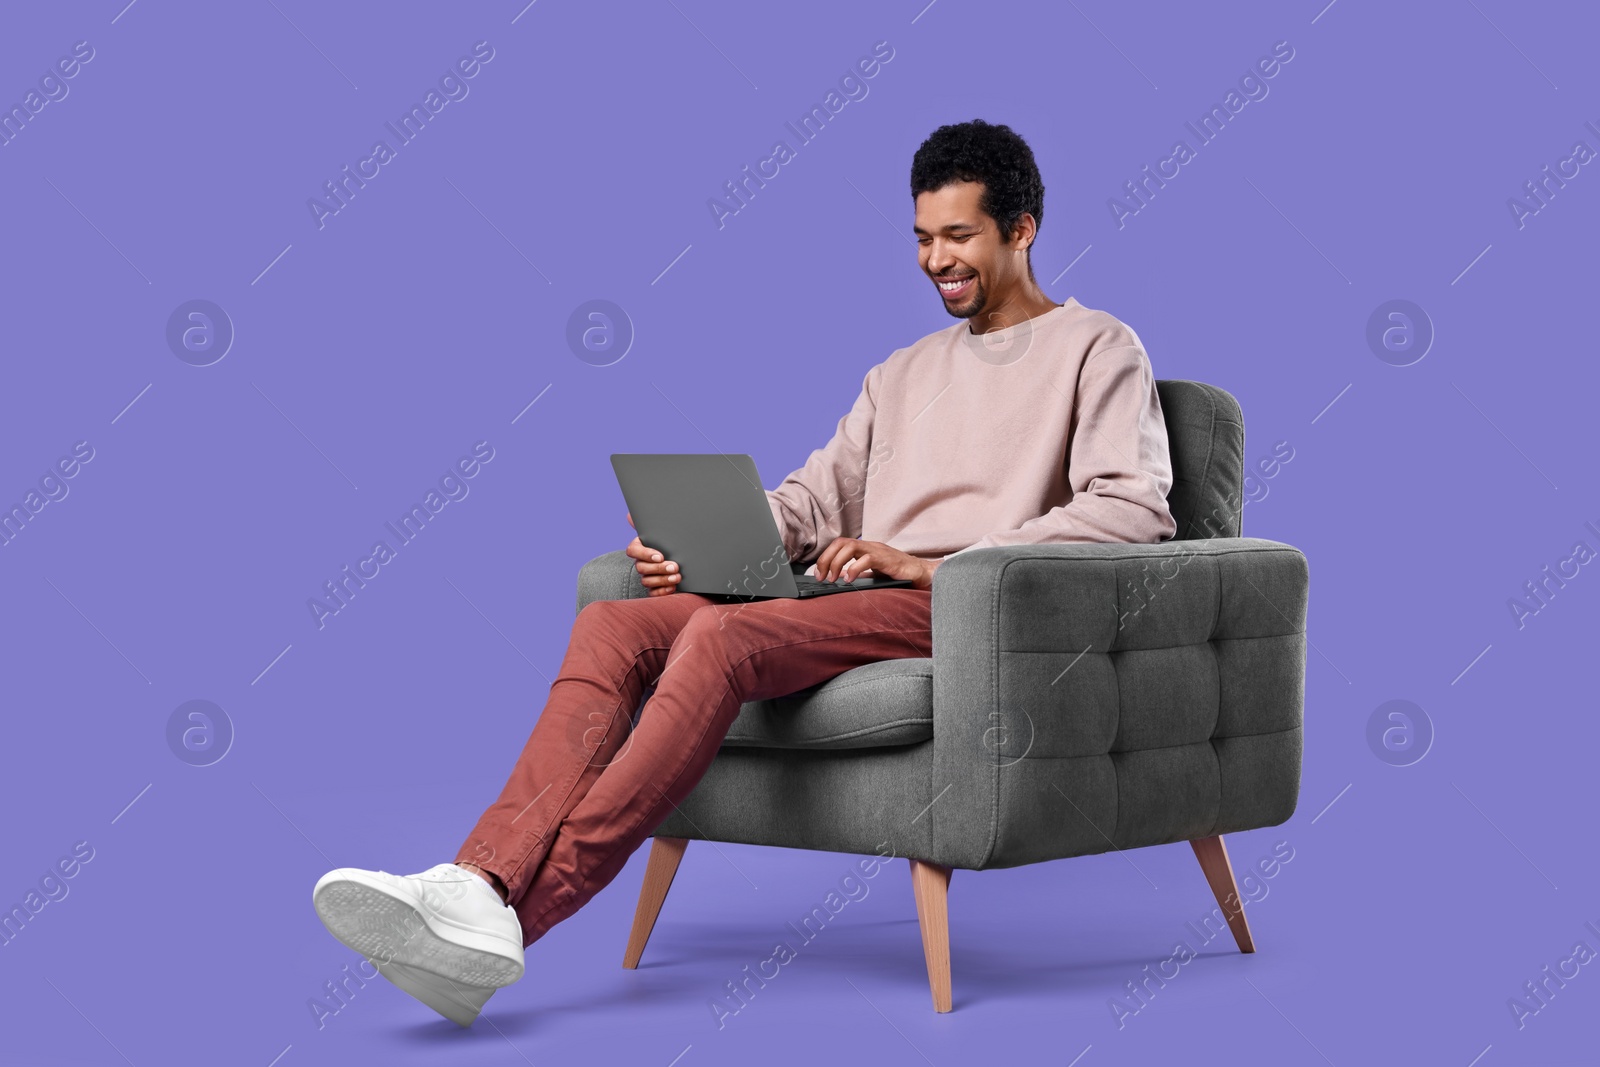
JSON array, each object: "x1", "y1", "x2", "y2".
[{"x1": 792, "y1": 574, "x2": 901, "y2": 596}]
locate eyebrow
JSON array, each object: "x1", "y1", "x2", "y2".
[{"x1": 912, "y1": 221, "x2": 982, "y2": 236}]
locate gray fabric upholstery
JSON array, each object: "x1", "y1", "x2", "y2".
[
  {"x1": 573, "y1": 380, "x2": 1307, "y2": 871},
  {"x1": 924, "y1": 538, "x2": 1305, "y2": 870},
  {"x1": 723, "y1": 657, "x2": 933, "y2": 749},
  {"x1": 575, "y1": 546, "x2": 653, "y2": 608},
  {"x1": 1157, "y1": 380, "x2": 1245, "y2": 539}
]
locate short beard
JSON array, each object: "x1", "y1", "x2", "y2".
[{"x1": 941, "y1": 275, "x2": 987, "y2": 320}]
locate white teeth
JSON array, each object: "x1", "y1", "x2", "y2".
[{"x1": 938, "y1": 277, "x2": 970, "y2": 291}]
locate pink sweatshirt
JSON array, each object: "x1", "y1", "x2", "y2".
[{"x1": 766, "y1": 297, "x2": 1176, "y2": 573}]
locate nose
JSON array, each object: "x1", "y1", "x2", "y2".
[{"x1": 926, "y1": 239, "x2": 956, "y2": 274}]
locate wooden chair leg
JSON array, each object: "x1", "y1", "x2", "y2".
[
  {"x1": 908, "y1": 858, "x2": 954, "y2": 1012},
  {"x1": 622, "y1": 836, "x2": 689, "y2": 969},
  {"x1": 1190, "y1": 835, "x2": 1256, "y2": 953}
]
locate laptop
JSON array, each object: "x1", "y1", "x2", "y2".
[{"x1": 610, "y1": 453, "x2": 917, "y2": 599}]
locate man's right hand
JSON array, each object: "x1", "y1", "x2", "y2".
[{"x1": 624, "y1": 510, "x2": 682, "y2": 596}]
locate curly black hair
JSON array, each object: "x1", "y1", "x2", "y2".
[{"x1": 910, "y1": 119, "x2": 1045, "y2": 252}]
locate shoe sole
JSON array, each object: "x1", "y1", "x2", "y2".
[
  {"x1": 377, "y1": 959, "x2": 497, "y2": 1027},
  {"x1": 312, "y1": 870, "x2": 524, "y2": 988}
]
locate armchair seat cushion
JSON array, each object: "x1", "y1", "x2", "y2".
[{"x1": 713, "y1": 656, "x2": 934, "y2": 750}]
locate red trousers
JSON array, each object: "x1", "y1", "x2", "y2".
[{"x1": 455, "y1": 586, "x2": 934, "y2": 947}]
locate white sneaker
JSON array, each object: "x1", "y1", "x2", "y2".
[
  {"x1": 312, "y1": 862, "x2": 523, "y2": 1026},
  {"x1": 374, "y1": 959, "x2": 498, "y2": 1028}
]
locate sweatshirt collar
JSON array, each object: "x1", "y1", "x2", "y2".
[{"x1": 962, "y1": 297, "x2": 1075, "y2": 343}]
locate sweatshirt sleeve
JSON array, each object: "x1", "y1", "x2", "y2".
[
  {"x1": 766, "y1": 362, "x2": 881, "y2": 564},
  {"x1": 948, "y1": 344, "x2": 1176, "y2": 555}
]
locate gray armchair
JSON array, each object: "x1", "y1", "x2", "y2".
[{"x1": 577, "y1": 380, "x2": 1308, "y2": 1012}]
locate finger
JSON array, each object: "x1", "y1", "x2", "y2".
[
  {"x1": 829, "y1": 551, "x2": 848, "y2": 582},
  {"x1": 831, "y1": 545, "x2": 864, "y2": 583},
  {"x1": 839, "y1": 550, "x2": 868, "y2": 582},
  {"x1": 628, "y1": 538, "x2": 670, "y2": 567},
  {"x1": 841, "y1": 552, "x2": 868, "y2": 582},
  {"x1": 816, "y1": 539, "x2": 851, "y2": 582},
  {"x1": 813, "y1": 542, "x2": 834, "y2": 582}
]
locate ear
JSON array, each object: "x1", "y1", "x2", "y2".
[{"x1": 1011, "y1": 212, "x2": 1039, "y2": 251}]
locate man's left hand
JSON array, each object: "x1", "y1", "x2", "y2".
[{"x1": 813, "y1": 538, "x2": 938, "y2": 591}]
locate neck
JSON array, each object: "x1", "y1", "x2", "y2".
[{"x1": 967, "y1": 281, "x2": 1060, "y2": 334}]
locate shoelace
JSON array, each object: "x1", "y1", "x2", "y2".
[{"x1": 415, "y1": 863, "x2": 473, "y2": 882}]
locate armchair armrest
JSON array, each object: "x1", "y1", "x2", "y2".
[
  {"x1": 576, "y1": 549, "x2": 652, "y2": 615},
  {"x1": 928, "y1": 538, "x2": 1309, "y2": 870}
]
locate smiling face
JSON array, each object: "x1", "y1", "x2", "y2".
[{"x1": 914, "y1": 180, "x2": 1036, "y2": 324}]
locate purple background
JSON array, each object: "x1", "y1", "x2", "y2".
[{"x1": 2, "y1": 1, "x2": 1595, "y2": 1063}]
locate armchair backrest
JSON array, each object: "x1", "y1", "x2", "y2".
[{"x1": 1155, "y1": 380, "x2": 1245, "y2": 541}]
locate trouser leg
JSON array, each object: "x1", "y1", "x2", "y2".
[
  {"x1": 509, "y1": 589, "x2": 934, "y2": 947},
  {"x1": 454, "y1": 593, "x2": 715, "y2": 902}
]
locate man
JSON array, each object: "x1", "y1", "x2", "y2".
[{"x1": 311, "y1": 118, "x2": 1176, "y2": 1026}]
